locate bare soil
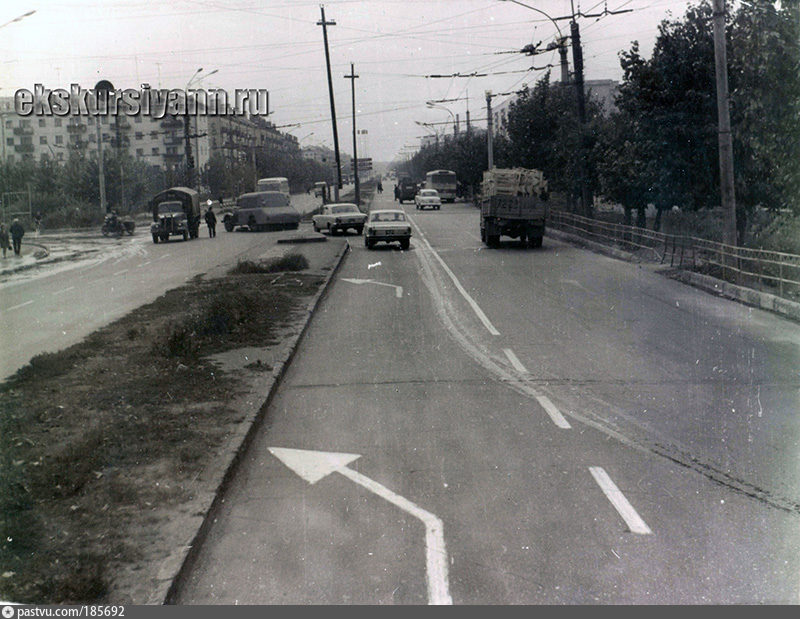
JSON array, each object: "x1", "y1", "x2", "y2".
[{"x1": 0, "y1": 255, "x2": 324, "y2": 604}]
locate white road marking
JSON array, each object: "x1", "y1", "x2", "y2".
[
  {"x1": 407, "y1": 214, "x2": 500, "y2": 336},
  {"x1": 341, "y1": 278, "x2": 403, "y2": 298},
  {"x1": 52, "y1": 286, "x2": 75, "y2": 296},
  {"x1": 157, "y1": 253, "x2": 171, "y2": 260},
  {"x1": 589, "y1": 467, "x2": 652, "y2": 535},
  {"x1": 138, "y1": 261, "x2": 151, "y2": 268},
  {"x1": 6, "y1": 300, "x2": 33, "y2": 311},
  {"x1": 269, "y1": 447, "x2": 452, "y2": 605},
  {"x1": 368, "y1": 261, "x2": 382, "y2": 269},
  {"x1": 560, "y1": 279, "x2": 590, "y2": 292},
  {"x1": 503, "y1": 348, "x2": 528, "y2": 374},
  {"x1": 113, "y1": 269, "x2": 128, "y2": 276},
  {"x1": 535, "y1": 395, "x2": 572, "y2": 429}
]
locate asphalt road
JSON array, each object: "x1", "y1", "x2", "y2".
[
  {"x1": 173, "y1": 193, "x2": 800, "y2": 604},
  {"x1": 0, "y1": 191, "x2": 328, "y2": 380}
]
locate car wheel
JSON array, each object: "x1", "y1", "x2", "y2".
[
  {"x1": 152, "y1": 234, "x2": 159, "y2": 244},
  {"x1": 224, "y1": 220, "x2": 234, "y2": 232},
  {"x1": 400, "y1": 238, "x2": 410, "y2": 250},
  {"x1": 183, "y1": 231, "x2": 188, "y2": 241},
  {"x1": 313, "y1": 222, "x2": 319, "y2": 232}
]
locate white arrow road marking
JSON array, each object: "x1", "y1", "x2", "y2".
[
  {"x1": 407, "y1": 214, "x2": 500, "y2": 336},
  {"x1": 342, "y1": 278, "x2": 403, "y2": 298},
  {"x1": 589, "y1": 467, "x2": 652, "y2": 535},
  {"x1": 269, "y1": 447, "x2": 452, "y2": 605}
]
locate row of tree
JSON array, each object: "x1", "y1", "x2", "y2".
[
  {"x1": 0, "y1": 137, "x2": 332, "y2": 228},
  {"x1": 397, "y1": 0, "x2": 800, "y2": 243}
]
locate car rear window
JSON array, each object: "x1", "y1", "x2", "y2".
[{"x1": 370, "y1": 212, "x2": 406, "y2": 222}]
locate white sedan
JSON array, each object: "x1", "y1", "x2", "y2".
[
  {"x1": 364, "y1": 209, "x2": 412, "y2": 250},
  {"x1": 415, "y1": 189, "x2": 441, "y2": 210},
  {"x1": 312, "y1": 203, "x2": 367, "y2": 235}
]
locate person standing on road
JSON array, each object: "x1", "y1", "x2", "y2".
[
  {"x1": 205, "y1": 206, "x2": 217, "y2": 238},
  {"x1": 0, "y1": 223, "x2": 9, "y2": 259},
  {"x1": 10, "y1": 219, "x2": 24, "y2": 256}
]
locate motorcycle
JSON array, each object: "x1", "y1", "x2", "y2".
[{"x1": 101, "y1": 213, "x2": 136, "y2": 237}]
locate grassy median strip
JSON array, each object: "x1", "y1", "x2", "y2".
[{"x1": 0, "y1": 256, "x2": 324, "y2": 604}]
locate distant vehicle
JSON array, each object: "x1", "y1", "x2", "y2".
[
  {"x1": 415, "y1": 189, "x2": 442, "y2": 211},
  {"x1": 425, "y1": 170, "x2": 457, "y2": 202},
  {"x1": 149, "y1": 186, "x2": 201, "y2": 243},
  {"x1": 101, "y1": 212, "x2": 135, "y2": 237},
  {"x1": 364, "y1": 209, "x2": 411, "y2": 250},
  {"x1": 397, "y1": 177, "x2": 418, "y2": 203},
  {"x1": 256, "y1": 177, "x2": 290, "y2": 197},
  {"x1": 480, "y1": 168, "x2": 548, "y2": 248},
  {"x1": 223, "y1": 191, "x2": 300, "y2": 232},
  {"x1": 312, "y1": 203, "x2": 366, "y2": 235}
]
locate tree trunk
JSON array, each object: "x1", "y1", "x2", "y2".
[
  {"x1": 636, "y1": 207, "x2": 646, "y2": 228},
  {"x1": 624, "y1": 207, "x2": 632, "y2": 227},
  {"x1": 653, "y1": 207, "x2": 664, "y2": 232}
]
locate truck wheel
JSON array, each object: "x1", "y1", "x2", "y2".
[
  {"x1": 487, "y1": 234, "x2": 500, "y2": 247},
  {"x1": 152, "y1": 234, "x2": 159, "y2": 244},
  {"x1": 183, "y1": 231, "x2": 188, "y2": 241},
  {"x1": 480, "y1": 228, "x2": 486, "y2": 243},
  {"x1": 355, "y1": 226, "x2": 363, "y2": 235},
  {"x1": 529, "y1": 236, "x2": 543, "y2": 248},
  {"x1": 224, "y1": 220, "x2": 234, "y2": 232}
]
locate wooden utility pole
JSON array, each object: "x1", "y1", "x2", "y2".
[
  {"x1": 345, "y1": 63, "x2": 360, "y2": 206},
  {"x1": 712, "y1": 0, "x2": 737, "y2": 245},
  {"x1": 569, "y1": 20, "x2": 592, "y2": 218},
  {"x1": 318, "y1": 6, "x2": 342, "y2": 202}
]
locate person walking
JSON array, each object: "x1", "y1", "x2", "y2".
[
  {"x1": 204, "y1": 206, "x2": 217, "y2": 238},
  {"x1": 0, "y1": 223, "x2": 9, "y2": 259},
  {"x1": 10, "y1": 219, "x2": 24, "y2": 256}
]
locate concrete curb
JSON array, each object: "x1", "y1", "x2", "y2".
[
  {"x1": 159, "y1": 239, "x2": 351, "y2": 605},
  {"x1": 547, "y1": 226, "x2": 800, "y2": 323}
]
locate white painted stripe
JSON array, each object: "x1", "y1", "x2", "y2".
[
  {"x1": 52, "y1": 286, "x2": 75, "y2": 296},
  {"x1": 138, "y1": 261, "x2": 151, "y2": 268},
  {"x1": 339, "y1": 466, "x2": 452, "y2": 605},
  {"x1": 6, "y1": 300, "x2": 33, "y2": 311},
  {"x1": 395, "y1": 285, "x2": 403, "y2": 298},
  {"x1": 113, "y1": 269, "x2": 128, "y2": 276},
  {"x1": 503, "y1": 348, "x2": 528, "y2": 374},
  {"x1": 589, "y1": 467, "x2": 652, "y2": 535},
  {"x1": 407, "y1": 214, "x2": 500, "y2": 336},
  {"x1": 535, "y1": 395, "x2": 572, "y2": 429},
  {"x1": 157, "y1": 253, "x2": 171, "y2": 260}
]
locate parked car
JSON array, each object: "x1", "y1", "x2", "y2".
[
  {"x1": 364, "y1": 209, "x2": 411, "y2": 250},
  {"x1": 223, "y1": 191, "x2": 300, "y2": 232},
  {"x1": 312, "y1": 203, "x2": 367, "y2": 235},
  {"x1": 415, "y1": 189, "x2": 442, "y2": 210}
]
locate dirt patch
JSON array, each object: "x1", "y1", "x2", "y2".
[{"x1": 0, "y1": 264, "x2": 325, "y2": 604}]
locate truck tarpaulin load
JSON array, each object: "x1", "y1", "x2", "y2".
[
  {"x1": 480, "y1": 168, "x2": 548, "y2": 248},
  {"x1": 397, "y1": 177, "x2": 418, "y2": 204},
  {"x1": 149, "y1": 187, "x2": 201, "y2": 243}
]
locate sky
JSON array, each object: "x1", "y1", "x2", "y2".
[{"x1": 0, "y1": 0, "x2": 697, "y2": 162}]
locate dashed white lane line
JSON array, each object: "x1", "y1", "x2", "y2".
[
  {"x1": 138, "y1": 261, "x2": 151, "y2": 268},
  {"x1": 113, "y1": 269, "x2": 128, "y2": 276},
  {"x1": 6, "y1": 300, "x2": 33, "y2": 311},
  {"x1": 503, "y1": 348, "x2": 528, "y2": 374},
  {"x1": 407, "y1": 214, "x2": 500, "y2": 336},
  {"x1": 535, "y1": 395, "x2": 572, "y2": 429},
  {"x1": 589, "y1": 467, "x2": 653, "y2": 535},
  {"x1": 157, "y1": 253, "x2": 171, "y2": 260},
  {"x1": 52, "y1": 286, "x2": 75, "y2": 296}
]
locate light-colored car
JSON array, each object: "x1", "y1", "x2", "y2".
[
  {"x1": 415, "y1": 188, "x2": 442, "y2": 210},
  {"x1": 312, "y1": 203, "x2": 367, "y2": 235},
  {"x1": 364, "y1": 209, "x2": 412, "y2": 250},
  {"x1": 224, "y1": 191, "x2": 300, "y2": 232}
]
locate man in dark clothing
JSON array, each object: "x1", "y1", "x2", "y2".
[
  {"x1": 204, "y1": 207, "x2": 217, "y2": 238},
  {"x1": 9, "y1": 219, "x2": 24, "y2": 255}
]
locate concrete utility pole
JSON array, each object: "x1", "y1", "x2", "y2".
[
  {"x1": 486, "y1": 90, "x2": 494, "y2": 170},
  {"x1": 345, "y1": 63, "x2": 360, "y2": 206},
  {"x1": 94, "y1": 80, "x2": 114, "y2": 213},
  {"x1": 569, "y1": 19, "x2": 592, "y2": 218},
  {"x1": 318, "y1": 6, "x2": 342, "y2": 202},
  {"x1": 712, "y1": 0, "x2": 737, "y2": 245}
]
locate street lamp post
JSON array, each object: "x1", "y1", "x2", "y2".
[
  {"x1": 499, "y1": 0, "x2": 569, "y2": 84},
  {"x1": 426, "y1": 102, "x2": 457, "y2": 136}
]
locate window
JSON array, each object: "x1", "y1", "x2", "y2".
[
  {"x1": 39, "y1": 136, "x2": 47, "y2": 144},
  {"x1": 136, "y1": 148, "x2": 143, "y2": 156},
  {"x1": 152, "y1": 147, "x2": 159, "y2": 155},
  {"x1": 38, "y1": 119, "x2": 46, "y2": 127},
  {"x1": 5, "y1": 120, "x2": 11, "y2": 129},
  {"x1": 134, "y1": 116, "x2": 142, "y2": 124},
  {"x1": 135, "y1": 132, "x2": 143, "y2": 140},
  {"x1": 150, "y1": 131, "x2": 158, "y2": 139},
  {"x1": 55, "y1": 135, "x2": 63, "y2": 145},
  {"x1": 6, "y1": 138, "x2": 13, "y2": 146},
  {"x1": 54, "y1": 118, "x2": 62, "y2": 127}
]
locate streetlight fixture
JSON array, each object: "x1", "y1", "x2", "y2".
[
  {"x1": 0, "y1": 10, "x2": 36, "y2": 30},
  {"x1": 426, "y1": 101, "x2": 457, "y2": 137}
]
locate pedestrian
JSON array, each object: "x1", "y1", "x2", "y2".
[
  {"x1": 205, "y1": 206, "x2": 217, "y2": 238},
  {"x1": 394, "y1": 184, "x2": 399, "y2": 201},
  {"x1": 377, "y1": 180, "x2": 383, "y2": 193},
  {"x1": 0, "y1": 223, "x2": 9, "y2": 259},
  {"x1": 10, "y1": 218, "x2": 24, "y2": 256},
  {"x1": 33, "y1": 211, "x2": 42, "y2": 236}
]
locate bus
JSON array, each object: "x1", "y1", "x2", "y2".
[
  {"x1": 425, "y1": 170, "x2": 457, "y2": 202},
  {"x1": 256, "y1": 177, "x2": 290, "y2": 197}
]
